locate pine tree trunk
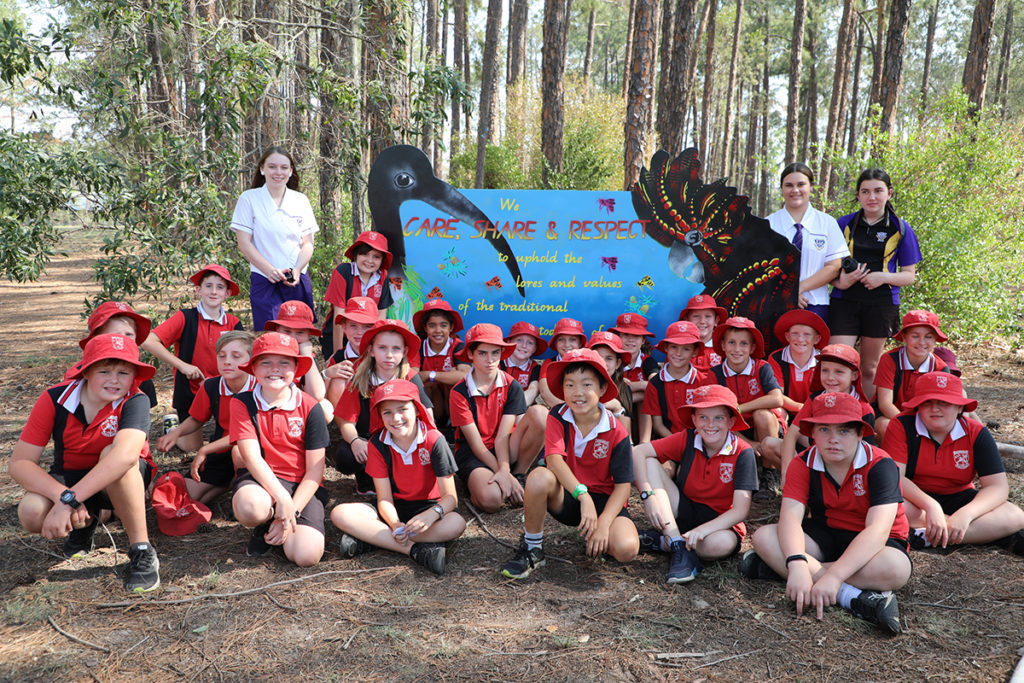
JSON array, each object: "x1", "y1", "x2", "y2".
[
  {"x1": 869, "y1": 0, "x2": 888, "y2": 107},
  {"x1": 995, "y1": 2, "x2": 1014, "y2": 117},
  {"x1": 877, "y1": 0, "x2": 910, "y2": 135},
  {"x1": 364, "y1": 0, "x2": 409, "y2": 164},
  {"x1": 658, "y1": 0, "x2": 697, "y2": 153},
  {"x1": 801, "y1": 25, "x2": 819, "y2": 163},
  {"x1": 820, "y1": 0, "x2": 855, "y2": 198},
  {"x1": 508, "y1": 0, "x2": 529, "y2": 84},
  {"x1": 623, "y1": 0, "x2": 637, "y2": 97},
  {"x1": 319, "y1": 0, "x2": 343, "y2": 227},
  {"x1": 699, "y1": 0, "x2": 718, "y2": 161},
  {"x1": 720, "y1": 0, "x2": 743, "y2": 180},
  {"x1": 758, "y1": 5, "x2": 769, "y2": 214},
  {"x1": 542, "y1": 0, "x2": 572, "y2": 185},
  {"x1": 784, "y1": 0, "x2": 806, "y2": 164},
  {"x1": 743, "y1": 72, "x2": 759, "y2": 196},
  {"x1": 919, "y1": 0, "x2": 938, "y2": 116},
  {"x1": 655, "y1": 0, "x2": 674, "y2": 140},
  {"x1": 682, "y1": 0, "x2": 713, "y2": 136},
  {"x1": 451, "y1": 0, "x2": 465, "y2": 150},
  {"x1": 962, "y1": 0, "x2": 997, "y2": 116},
  {"x1": 625, "y1": 0, "x2": 658, "y2": 188},
  {"x1": 584, "y1": 7, "x2": 597, "y2": 83},
  {"x1": 847, "y1": 25, "x2": 864, "y2": 157},
  {"x1": 475, "y1": 0, "x2": 503, "y2": 188}
]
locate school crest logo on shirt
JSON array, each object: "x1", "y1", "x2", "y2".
[
  {"x1": 370, "y1": 284, "x2": 382, "y2": 298},
  {"x1": 686, "y1": 389, "x2": 695, "y2": 404},
  {"x1": 111, "y1": 335, "x2": 124, "y2": 351},
  {"x1": 442, "y1": 357, "x2": 452, "y2": 371},
  {"x1": 418, "y1": 447, "x2": 431, "y2": 466},
  {"x1": 936, "y1": 375, "x2": 948, "y2": 388},
  {"x1": 953, "y1": 450, "x2": 970, "y2": 469},
  {"x1": 592, "y1": 439, "x2": 610, "y2": 459},
  {"x1": 747, "y1": 378, "x2": 759, "y2": 395},
  {"x1": 719, "y1": 462, "x2": 734, "y2": 483},
  {"x1": 710, "y1": 351, "x2": 722, "y2": 366},
  {"x1": 852, "y1": 473, "x2": 866, "y2": 496},
  {"x1": 813, "y1": 238, "x2": 825, "y2": 251},
  {"x1": 100, "y1": 415, "x2": 119, "y2": 437},
  {"x1": 876, "y1": 231, "x2": 888, "y2": 242},
  {"x1": 287, "y1": 417, "x2": 304, "y2": 437}
]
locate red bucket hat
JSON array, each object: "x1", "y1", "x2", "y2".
[
  {"x1": 810, "y1": 343, "x2": 866, "y2": 397},
  {"x1": 608, "y1": 312, "x2": 654, "y2": 337},
  {"x1": 69, "y1": 334, "x2": 156, "y2": 382},
  {"x1": 549, "y1": 318, "x2": 587, "y2": 346},
  {"x1": 656, "y1": 320, "x2": 705, "y2": 354},
  {"x1": 679, "y1": 294, "x2": 727, "y2": 323},
  {"x1": 893, "y1": 309, "x2": 948, "y2": 342},
  {"x1": 370, "y1": 379, "x2": 437, "y2": 431},
  {"x1": 151, "y1": 471, "x2": 212, "y2": 536},
  {"x1": 241, "y1": 331, "x2": 313, "y2": 378},
  {"x1": 546, "y1": 347, "x2": 618, "y2": 403},
  {"x1": 712, "y1": 317, "x2": 766, "y2": 359},
  {"x1": 773, "y1": 309, "x2": 830, "y2": 349},
  {"x1": 457, "y1": 323, "x2": 517, "y2": 363},
  {"x1": 265, "y1": 300, "x2": 321, "y2": 335},
  {"x1": 359, "y1": 319, "x2": 421, "y2": 359},
  {"x1": 344, "y1": 231, "x2": 394, "y2": 273},
  {"x1": 505, "y1": 321, "x2": 549, "y2": 355},
  {"x1": 189, "y1": 264, "x2": 240, "y2": 297},
  {"x1": 587, "y1": 331, "x2": 631, "y2": 363},
  {"x1": 80, "y1": 301, "x2": 152, "y2": 348},
  {"x1": 901, "y1": 371, "x2": 977, "y2": 412},
  {"x1": 798, "y1": 392, "x2": 875, "y2": 438},
  {"x1": 412, "y1": 298, "x2": 464, "y2": 336},
  {"x1": 676, "y1": 384, "x2": 750, "y2": 432},
  {"x1": 334, "y1": 296, "x2": 380, "y2": 326}
]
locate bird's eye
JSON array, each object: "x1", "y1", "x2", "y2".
[{"x1": 395, "y1": 172, "x2": 413, "y2": 189}]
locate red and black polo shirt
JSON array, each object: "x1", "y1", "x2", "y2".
[
  {"x1": 324, "y1": 262, "x2": 394, "y2": 310},
  {"x1": 712, "y1": 359, "x2": 782, "y2": 418},
  {"x1": 420, "y1": 337, "x2": 465, "y2": 374},
  {"x1": 365, "y1": 424, "x2": 458, "y2": 500},
  {"x1": 623, "y1": 352, "x2": 660, "y2": 384},
  {"x1": 153, "y1": 306, "x2": 243, "y2": 395},
  {"x1": 874, "y1": 348, "x2": 949, "y2": 411},
  {"x1": 545, "y1": 404, "x2": 633, "y2": 496},
  {"x1": 450, "y1": 370, "x2": 526, "y2": 449},
  {"x1": 335, "y1": 371, "x2": 433, "y2": 436},
  {"x1": 641, "y1": 365, "x2": 714, "y2": 432},
  {"x1": 501, "y1": 357, "x2": 541, "y2": 390},
  {"x1": 189, "y1": 375, "x2": 258, "y2": 444},
  {"x1": 768, "y1": 347, "x2": 818, "y2": 411}
]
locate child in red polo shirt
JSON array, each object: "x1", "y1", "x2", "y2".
[
  {"x1": 324, "y1": 296, "x2": 379, "y2": 401},
  {"x1": 334, "y1": 320, "x2": 433, "y2": 494},
  {"x1": 767, "y1": 309, "x2": 830, "y2": 417},
  {"x1": 332, "y1": 381, "x2": 467, "y2": 573},
  {"x1": 640, "y1": 321, "x2": 713, "y2": 442},
  {"x1": 413, "y1": 298, "x2": 470, "y2": 428},
  {"x1": 323, "y1": 231, "x2": 392, "y2": 352},
  {"x1": 142, "y1": 264, "x2": 244, "y2": 450},
  {"x1": 633, "y1": 385, "x2": 756, "y2": 584},
  {"x1": 500, "y1": 348, "x2": 639, "y2": 579},
  {"x1": 882, "y1": 372, "x2": 1024, "y2": 554},
  {"x1": 157, "y1": 331, "x2": 257, "y2": 503},
  {"x1": 12, "y1": 334, "x2": 161, "y2": 592},
  {"x1": 264, "y1": 300, "x2": 333, "y2": 423},
  {"x1": 608, "y1": 312, "x2": 659, "y2": 404},
  {"x1": 586, "y1": 331, "x2": 634, "y2": 428},
  {"x1": 679, "y1": 294, "x2": 727, "y2": 371},
  {"x1": 230, "y1": 333, "x2": 331, "y2": 566},
  {"x1": 449, "y1": 324, "x2": 528, "y2": 512},
  {"x1": 742, "y1": 392, "x2": 911, "y2": 634},
  {"x1": 501, "y1": 321, "x2": 546, "y2": 405}
]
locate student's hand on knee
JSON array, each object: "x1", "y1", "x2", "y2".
[
  {"x1": 924, "y1": 504, "x2": 948, "y2": 547},
  {"x1": 586, "y1": 520, "x2": 611, "y2": 557},
  {"x1": 191, "y1": 452, "x2": 208, "y2": 481},
  {"x1": 947, "y1": 510, "x2": 972, "y2": 545},
  {"x1": 405, "y1": 512, "x2": 434, "y2": 537},
  {"x1": 577, "y1": 497, "x2": 598, "y2": 538},
  {"x1": 643, "y1": 498, "x2": 667, "y2": 531},
  {"x1": 682, "y1": 527, "x2": 708, "y2": 551},
  {"x1": 489, "y1": 470, "x2": 514, "y2": 500},
  {"x1": 41, "y1": 505, "x2": 73, "y2": 540},
  {"x1": 810, "y1": 573, "x2": 841, "y2": 620},
  {"x1": 352, "y1": 438, "x2": 369, "y2": 463}
]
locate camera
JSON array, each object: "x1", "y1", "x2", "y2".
[
  {"x1": 840, "y1": 256, "x2": 861, "y2": 274},
  {"x1": 282, "y1": 268, "x2": 295, "y2": 283}
]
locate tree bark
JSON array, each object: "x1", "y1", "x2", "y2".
[
  {"x1": 800, "y1": 22, "x2": 819, "y2": 163},
  {"x1": 655, "y1": 0, "x2": 673, "y2": 136},
  {"x1": 451, "y1": 0, "x2": 466, "y2": 149},
  {"x1": 508, "y1": 0, "x2": 529, "y2": 85},
  {"x1": 919, "y1": 0, "x2": 938, "y2": 117},
  {"x1": 319, "y1": 0, "x2": 344, "y2": 228},
  {"x1": 743, "y1": 71, "x2": 759, "y2": 196},
  {"x1": 584, "y1": 7, "x2": 597, "y2": 83},
  {"x1": 784, "y1": 0, "x2": 806, "y2": 164},
  {"x1": 877, "y1": 0, "x2": 911, "y2": 135},
  {"x1": 995, "y1": 1, "x2": 1014, "y2": 117},
  {"x1": 658, "y1": 0, "x2": 697, "y2": 153},
  {"x1": 144, "y1": 0, "x2": 178, "y2": 128},
  {"x1": 625, "y1": 0, "x2": 658, "y2": 188},
  {"x1": 623, "y1": 0, "x2": 637, "y2": 97},
  {"x1": 475, "y1": 0, "x2": 503, "y2": 188},
  {"x1": 542, "y1": 0, "x2": 572, "y2": 186},
  {"x1": 820, "y1": 0, "x2": 855, "y2": 197},
  {"x1": 869, "y1": 0, "x2": 888, "y2": 107},
  {"x1": 423, "y1": 0, "x2": 440, "y2": 165},
  {"x1": 682, "y1": 0, "x2": 713, "y2": 135},
  {"x1": 364, "y1": 0, "x2": 409, "y2": 166},
  {"x1": 847, "y1": 24, "x2": 864, "y2": 157},
  {"x1": 720, "y1": 0, "x2": 743, "y2": 180},
  {"x1": 699, "y1": 0, "x2": 718, "y2": 161},
  {"x1": 758, "y1": 4, "x2": 768, "y2": 214},
  {"x1": 962, "y1": 0, "x2": 997, "y2": 115}
]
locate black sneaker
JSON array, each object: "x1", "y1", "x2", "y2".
[
  {"x1": 738, "y1": 549, "x2": 783, "y2": 582},
  {"x1": 849, "y1": 590, "x2": 901, "y2": 634},
  {"x1": 410, "y1": 542, "x2": 446, "y2": 575},
  {"x1": 500, "y1": 542, "x2": 545, "y2": 579},
  {"x1": 666, "y1": 540, "x2": 702, "y2": 584},
  {"x1": 124, "y1": 542, "x2": 160, "y2": 593},
  {"x1": 754, "y1": 467, "x2": 781, "y2": 501},
  {"x1": 908, "y1": 529, "x2": 928, "y2": 551},
  {"x1": 996, "y1": 530, "x2": 1024, "y2": 556},
  {"x1": 338, "y1": 532, "x2": 372, "y2": 559},
  {"x1": 638, "y1": 528, "x2": 666, "y2": 554},
  {"x1": 246, "y1": 521, "x2": 272, "y2": 557},
  {"x1": 63, "y1": 515, "x2": 99, "y2": 559}
]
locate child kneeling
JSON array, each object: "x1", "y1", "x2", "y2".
[
  {"x1": 501, "y1": 348, "x2": 639, "y2": 579},
  {"x1": 331, "y1": 380, "x2": 466, "y2": 574}
]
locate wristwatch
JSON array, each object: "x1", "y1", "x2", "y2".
[
  {"x1": 432, "y1": 504, "x2": 445, "y2": 520},
  {"x1": 639, "y1": 490, "x2": 655, "y2": 501},
  {"x1": 428, "y1": 370, "x2": 437, "y2": 382},
  {"x1": 572, "y1": 483, "x2": 589, "y2": 499},
  {"x1": 60, "y1": 489, "x2": 82, "y2": 510}
]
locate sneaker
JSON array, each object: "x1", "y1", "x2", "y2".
[
  {"x1": 849, "y1": 590, "x2": 902, "y2": 634},
  {"x1": 908, "y1": 528, "x2": 928, "y2": 551},
  {"x1": 638, "y1": 528, "x2": 666, "y2": 554},
  {"x1": 754, "y1": 467, "x2": 781, "y2": 501},
  {"x1": 338, "y1": 532, "x2": 372, "y2": 559},
  {"x1": 500, "y1": 542, "x2": 545, "y2": 579},
  {"x1": 666, "y1": 541, "x2": 702, "y2": 584},
  {"x1": 410, "y1": 542, "x2": 446, "y2": 575},
  {"x1": 124, "y1": 542, "x2": 160, "y2": 593},
  {"x1": 246, "y1": 521, "x2": 272, "y2": 557},
  {"x1": 63, "y1": 515, "x2": 99, "y2": 558},
  {"x1": 162, "y1": 414, "x2": 179, "y2": 435},
  {"x1": 738, "y1": 549, "x2": 783, "y2": 582},
  {"x1": 997, "y1": 530, "x2": 1024, "y2": 556}
]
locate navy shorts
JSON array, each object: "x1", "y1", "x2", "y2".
[
  {"x1": 453, "y1": 443, "x2": 491, "y2": 482},
  {"x1": 358, "y1": 498, "x2": 436, "y2": 523},
  {"x1": 675, "y1": 495, "x2": 742, "y2": 550},
  {"x1": 928, "y1": 488, "x2": 978, "y2": 516},
  {"x1": 55, "y1": 459, "x2": 154, "y2": 515},
  {"x1": 196, "y1": 451, "x2": 235, "y2": 488},
  {"x1": 549, "y1": 490, "x2": 631, "y2": 527},
  {"x1": 802, "y1": 515, "x2": 909, "y2": 562},
  {"x1": 233, "y1": 468, "x2": 329, "y2": 534}
]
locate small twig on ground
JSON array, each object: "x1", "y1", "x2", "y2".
[
  {"x1": 100, "y1": 521, "x2": 119, "y2": 578},
  {"x1": 342, "y1": 625, "x2": 365, "y2": 649},
  {"x1": 478, "y1": 647, "x2": 551, "y2": 656},
  {"x1": 463, "y1": 500, "x2": 570, "y2": 564},
  {"x1": 909, "y1": 601, "x2": 985, "y2": 614},
  {"x1": 123, "y1": 634, "x2": 151, "y2": 655},
  {"x1": 47, "y1": 615, "x2": 111, "y2": 653},
  {"x1": 264, "y1": 592, "x2": 297, "y2": 612},
  {"x1": 17, "y1": 537, "x2": 66, "y2": 561},
  {"x1": 692, "y1": 648, "x2": 762, "y2": 669},
  {"x1": 656, "y1": 651, "x2": 720, "y2": 660}
]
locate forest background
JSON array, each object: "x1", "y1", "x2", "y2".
[{"x1": 1, "y1": 0, "x2": 1022, "y2": 342}]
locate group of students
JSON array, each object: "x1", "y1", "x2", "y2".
[{"x1": 11, "y1": 225, "x2": 1024, "y2": 636}]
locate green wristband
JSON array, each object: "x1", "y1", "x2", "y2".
[{"x1": 572, "y1": 483, "x2": 588, "y2": 499}]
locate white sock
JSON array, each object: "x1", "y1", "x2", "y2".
[
  {"x1": 913, "y1": 528, "x2": 932, "y2": 547},
  {"x1": 524, "y1": 531, "x2": 543, "y2": 550},
  {"x1": 836, "y1": 582, "x2": 862, "y2": 610}
]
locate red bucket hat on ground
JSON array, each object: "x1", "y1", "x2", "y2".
[
  {"x1": 505, "y1": 321, "x2": 549, "y2": 356},
  {"x1": 189, "y1": 264, "x2": 240, "y2": 297},
  {"x1": 371, "y1": 379, "x2": 437, "y2": 431},
  {"x1": 80, "y1": 301, "x2": 152, "y2": 348},
  {"x1": 608, "y1": 312, "x2": 655, "y2": 337},
  {"x1": 359, "y1": 319, "x2": 421, "y2": 360},
  {"x1": 265, "y1": 300, "x2": 321, "y2": 335},
  {"x1": 676, "y1": 384, "x2": 750, "y2": 432},
  {"x1": 545, "y1": 347, "x2": 618, "y2": 403},
  {"x1": 151, "y1": 471, "x2": 212, "y2": 536},
  {"x1": 548, "y1": 318, "x2": 587, "y2": 347},
  {"x1": 932, "y1": 346, "x2": 962, "y2": 377},
  {"x1": 334, "y1": 296, "x2": 380, "y2": 326},
  {"x1": 901, "y1": 371, "x2": 977, "y2": 412},
  {"x1": 587, "y1": 331, "x2": 631, "y2": 363},
  {"x1": 241, "y1": 331, "x2": 313, "y2": 378},
  {"x1": 412, "y1": 298, "x2": 464, "y2": 336},
  {"x1": 773, "y1": 309, "x2": 830, "y2": 349},
  {"x1": 69, "y1": 334, "x2": 156, "y2": 382},
  {"x1": 893, "y1": 309, "x2": 948, "y2": 342},
  {"x1": 679, "y1": 294, "x2": 727, "y2": 323},
  {"x1": 713, "y1": 316, "x2": 766, "y2": 359},
  {"x1": 344, "y1": 231, "x2": 394, "y2": 273},
  {"x1": 810, "y1": 343, "x2": 867, "y2": 397},
  {"x1": 656, "y1": 320, "x2": 705, "y2": 355},
  {"x1": 457, "y1": 323, "x2": 517, "y2": 363},
  {"x1": 798, "y1": 392, "x2": 875, "y2": 438}
]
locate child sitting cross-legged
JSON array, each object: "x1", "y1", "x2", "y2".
[{"x1": 330, "y1": 380, "x2": 467, "y2": 574}]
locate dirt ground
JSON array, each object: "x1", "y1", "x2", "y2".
[{"x1": 2, "y1": 234, "x2": 1024, "y2": 682}]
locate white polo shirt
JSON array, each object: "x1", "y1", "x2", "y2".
[
  {"x1": 231, "y1": 185, "x2": 319, "y2": 277},
  {"x1": 767, "y1": 203, "x2": 848, "y2": 306}
]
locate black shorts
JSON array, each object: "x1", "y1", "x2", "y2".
[
  {"x1": 928, "y1": 488, "x2": 978, "y2": 515},
  {"x1": 358, "y1": 498, "x2": 436, "y2": 523},
  {"x1": 233, "y1": 469, "x2": 329, "y2": 534},
  {"x1": 196, "y1": 451, "x2": 235, "y2": 488},
  {"x1": 675, "y1": 495, "x2": 742, "y2": 549},
  {"x1": 828, "y1": 297, "x2": 901, "y2": 339},
  {"x1": 453, "y1": 443, "x2": 491, "y2": 482},
  {"x1": 55, "y1": 459, "x2": 155, "y2": 515},
  {"x1": 549, "y1": 490, "x2": 631, "y2": 527},
  {"x1": 802, "y1": 515, "x2": 909, "y2": 562}
]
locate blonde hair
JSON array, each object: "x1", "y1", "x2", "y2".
[
  {"x1": 350, "y1": 337, "x2": 412, "y2": 398},
  {"x1": 216, "y1": 330, "x2": 257, "y2": 354}
]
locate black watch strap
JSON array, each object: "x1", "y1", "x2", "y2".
[{"x1": 60, "y1": 489, "x2": 82, "y2": 510}]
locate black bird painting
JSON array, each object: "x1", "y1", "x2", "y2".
[{"x1": 367, "y1": 145, "x2": 526, "y2": 296}]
